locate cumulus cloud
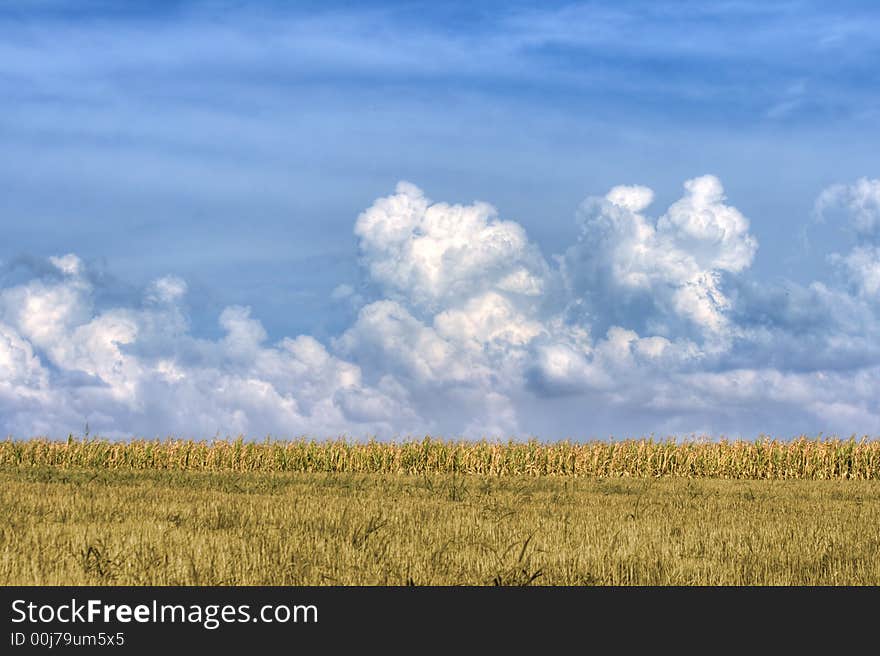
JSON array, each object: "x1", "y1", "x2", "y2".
[
  {"x1": 355, "y1": 181, "x2": 551, "y2": 312},
  {"x1": 0, "y1": 322, "x2": 48, "y2": 392},
  {"x1": 563, "y1": 175, "x2": 757, "y2": 339},
  {"x1": 1, "y1": 176, "x2": 880, "y2": 438},
  {"x1": 0, "y1": 260, "x2": 417, "y2": 438}
]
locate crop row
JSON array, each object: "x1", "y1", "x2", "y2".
[{"x1": 2, "y1": 436, "x2": 878, "y2": 479}]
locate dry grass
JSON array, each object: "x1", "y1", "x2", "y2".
[{"x1": 1, "y1": 465, "x2": 879, "y2": 585}]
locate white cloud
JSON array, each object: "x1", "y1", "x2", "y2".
[
  {"x1": 0, "y1": 269, "x2": 416, "y2": 438},
  {"x1": 0, "y1": 269, "x2": 92, "y2": 350},
  {"x1": 434, "y1": 292, "x2": 544, "y2": 348},
  {"x1": 2, "y1": 176, "x2": 880, "y2": 439},
  {"x1": 336, "y1": 300, "x2": 481, "y2": 387},
  {"x1": 0, "y1": 321, "x2": 48, "y2": 391},
  {"x1": 830, "y1": 246, "x2": 880, "y2": 299},
  {"x1": 564, "y1": 175, "x2": 757, "y2": 337},
  {"x1": 658, "y1": 176, "x2": 756, "y2": 274},
  {"x1": 815, "y1": 177, "x2": 880, "y2": 240},
  {"x1": 219, "y1": 305, "x2": 268, "y2": 359},
  {"x1": 55, "y1": 310, "x2": 141, "y2": 404},
  {"x1": 818, "y1": 179, "x2": 880, "y2": 303},
  {"x1": 354, "y1": 181, "x2": 550, "y2": 311},
  {"x1": 528, "y1": 340, "x2": 610, "y2": 395},
  {"x1": 605, "y1": 184, "x2": 654, "y2": 213},
  {"x1": 147, "y1": 275, "x2": 187, "y2": 304},
  {"x1": 48, "y1": 254, "x2": 83, "y2": 277}
]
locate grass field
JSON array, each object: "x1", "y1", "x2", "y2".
[{"x1": 2, "y1": 437, "x2": 879, "y2": 585}]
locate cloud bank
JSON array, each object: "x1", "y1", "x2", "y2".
[{"x1": 2, "y1": 175, "x2": 879, "y2": 439}]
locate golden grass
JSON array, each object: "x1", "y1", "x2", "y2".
[
  {"x1": 2, "y1": 436, "x2": 879, "y2": 479},
  {"x1": 2, "y1": 466, "x2": 878, "y2": 585}
]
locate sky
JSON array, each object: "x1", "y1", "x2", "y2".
[{"x1": 1, "y1": 0, "x2": 879, "y2": 439}]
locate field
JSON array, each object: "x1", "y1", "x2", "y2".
[{"x1": 2, "y1": 437, "x2": 879, "y2": 585}]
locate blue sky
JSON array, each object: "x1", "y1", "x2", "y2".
[{"x1": 1, "y1": 1, "x2": 879, "y2": 439}]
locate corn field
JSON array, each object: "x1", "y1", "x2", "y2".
[
  {"x1": 4, "y1": 437, "x2": 880, "y2": 584},
  {"x1": 2, "y1": 436, "x2": 878, "y2": 479}
]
